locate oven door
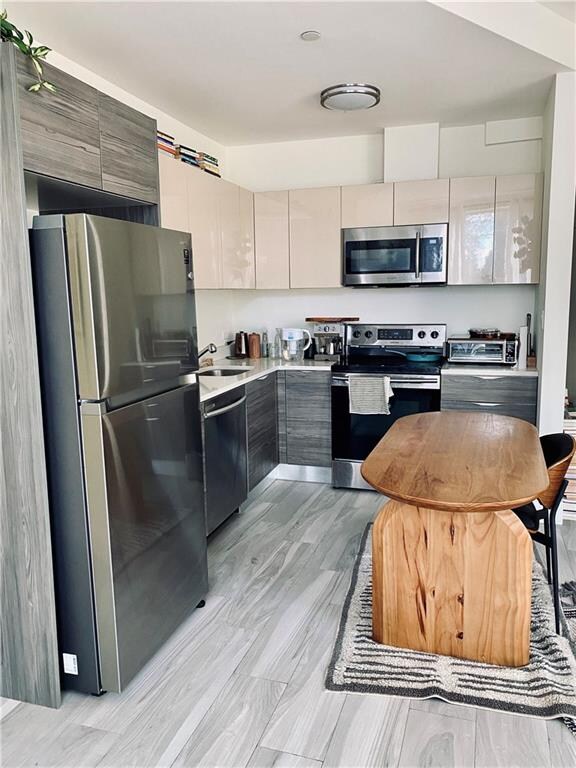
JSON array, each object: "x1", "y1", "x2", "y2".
[
  {"x1": 342, "y1": 226, "x2": 419, "y2": 286},
  {"x1": 331, "y1": 374, "x2": 441, "y2": 489}
]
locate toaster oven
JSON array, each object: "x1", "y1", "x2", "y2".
[{"x1": 446, "y1": 337, "x2": 519, "y2": 365}]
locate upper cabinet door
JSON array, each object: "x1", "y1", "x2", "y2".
[
  {"x1": 493, "y1": 174, "x2": 543, "y2": 284},
  {"x1": 218, "y1": 179, "x2": 241, "y2": 289},
  {"x1": 341, "y1": 183, "x2": 394, "y2": 228},
  {"x1": 187, "y1": 169, "x2": 221, "y2": 289},
  {"x1": 394, "y1": 179, "x2": 449, "y2": 225},
  {"x1": 158, "y1": 155, "x2": 190, "y2": 232},
  {"x1": 289, "y1": 187, "x2": 341, "y2": 288},
  {"x1": 238, "y1": 186, "x2": 256, "y2": 289},
  {"x1": 254, "y1": 191, "x2": 290, "y2": 289},
  {"x1": 16, "y1": 56, "x2": 101, "y2": 188},
  {"x1": 448, "y1": 176, "x2": 495, "y2": 285},
  {"x1": 219, "y1": 180, "x2": 255, "y2": 289},
  {"x1": 98, "y1": 93, "x2": 159, "y2": 203}
]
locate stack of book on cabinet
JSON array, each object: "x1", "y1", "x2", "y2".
[
  {"x1": 179, "y1": 145, "x2": 201, "y2": 168},
  {"x1": 178, "y1": 146, "x2": 221, "y2": 177},
  {"x1": 198, "y1": 152, "x2": 220, "y2": 177},
  {"x1": 157, "y1": 131, "x2": 178, "y2": 157},
  {"x1": 564, "y1": 413, "x2": 576, "y2": 515}
]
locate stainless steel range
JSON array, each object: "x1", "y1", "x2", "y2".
[{"x1": 331, "y1": 323, "x2": 447, "y2": 490}]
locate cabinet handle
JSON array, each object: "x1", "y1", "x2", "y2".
[
  {"x1": 476, "y1": 375, "x2": 506, "y2": 380},
  {"x1": 204, "y1": 395, "x2": 247, "y2": 419},
  {"x1": 472, "y1": 401, "x2": 499, "y2": 407},
  {"x1": 257, "y1": 375, "x2": 270, "y2": 381}
]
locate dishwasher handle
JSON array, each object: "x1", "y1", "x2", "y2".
[{"x1": 204, "y1": 394, "x2": 247, "y2": 419}]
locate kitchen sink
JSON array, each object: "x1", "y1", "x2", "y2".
[{"x1": 198, "y1": 367, "x2": 252, "y2": 377}]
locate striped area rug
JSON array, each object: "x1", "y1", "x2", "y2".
[{"x1": 326, "y1": 525, "x2": 576, "y2": 730}]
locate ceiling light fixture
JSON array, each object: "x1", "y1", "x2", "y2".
[
  {"x1": 320, "y1": 83, "x2": 380, "y2": 111},
  {"x1": 300, "y1": 30, "x2": 321, "y2": 41}
]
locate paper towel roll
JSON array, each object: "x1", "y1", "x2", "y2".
[{"x1": 518, "y1": 326, "x2": 528, "y2": 369}]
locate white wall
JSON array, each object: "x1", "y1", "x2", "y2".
[
  {"x1": 537, "y1": 72, "x2": 576, "y2": 434},
  {"x1": 195, "y1": 290, "x2": 238, "y2": 353},
  {"x1": 230, "y1": 286, "x2": 536, "y2": 341},
  {"x1": 227, "y1": 119, "x2": 543, "y2": 191},
  {"x1": 226, "y1": 134, "x2": 383, "y2": 191},
  {"x1": 384, "y1": 123, "x2": 439, "y2": 181},
  {"x1": 439, "y1": 124, "x2": 542, "y2": 177}
]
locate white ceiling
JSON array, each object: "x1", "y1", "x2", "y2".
[
  {"x1": 6, "y1": 1, "x2": 570, "y2": 145},
  {"x1": 540, "y1": 1, "x2": 576, "y2": 23}
]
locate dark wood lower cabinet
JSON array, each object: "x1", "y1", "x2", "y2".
[
  {"x1": 284, "y1": 370, "x2": 332, "y2": 467},
  {"x1": 441, "y1": 373, "x2": 538, "y2": 425},
  {"x1": 247, "y1": 373, "x2": 278, "y2": 490}
]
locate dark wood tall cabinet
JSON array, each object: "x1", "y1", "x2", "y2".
[{"x1": 1, "y1": 43, "x2": 161, "y2": 708}]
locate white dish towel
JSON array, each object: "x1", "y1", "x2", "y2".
[{"x1": 348, "y1": 376, "x2": 394, "y2": 415}]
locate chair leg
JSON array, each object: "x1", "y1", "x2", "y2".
[
  {"x1": 549, "y1": 508, "x2": 561, "y2": 634},
  {"x1": 543, "y1": 512, "x2": 552, "y2": 584}
]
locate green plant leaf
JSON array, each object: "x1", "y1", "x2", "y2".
[
  {"x1": 12, "y1": 38, "x2": 29, "y2": 55},
  {"x1": 27, "y1": 82, "x2": 42, "y2": 92},
  {"x1": 42, "y1": 81, "x2": 56, "y2": 92},
  {"x1": 32, "y1": 58, "x2": 43, "y2": 77},
  {"x1": 25, "y1": 29, "x2": 32, "y2": 45},
  {"x1": 33, "y1": 45, "x2": 51, "y2": 58}
]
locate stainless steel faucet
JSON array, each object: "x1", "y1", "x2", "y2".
[{"x1": 198, "y1": 342, "x2": 218, "y2": 358}]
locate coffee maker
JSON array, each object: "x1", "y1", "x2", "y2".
[{"x1": 310, "y1": 322, "x2": 344, "y2": 362}]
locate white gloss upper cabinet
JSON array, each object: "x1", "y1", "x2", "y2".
[
  {"x1": 341, "y1": 183, "x2": 394, "y2": 228},
  {"x1": 493, "y1": 174, "x2": 542, "y2": 284},
  {"x1": 289, "y1": 187, "x2": 341, "y2": 289},
  {"x1": 254, "y1": 191, "x2": 290, "y2": 289},
  {"x1": 238, "y1": 186, "x2": 256, "y2": 289},
  {"x1": 219, "y1": 180, "x2": 255, "y2": 289},
  {"x1": 186, "y1": 168, "x2": 221, "y2": 289},
  {"x1": 448, "y1": 176, "x2": 495, "y2": 285},
  {"x1": 158, "y1": 154, "x2": 189, "y2": 232},
  {"x1": 394, "y1": 179, "x2": 449, "y2": 225}
]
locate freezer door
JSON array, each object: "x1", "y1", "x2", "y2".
[
  {"x1": 61, "y1": 214, "x2": 198, "y2": 405},
  {"x1": 80, "y1": 384, "x2": 207, "y2": 692}
]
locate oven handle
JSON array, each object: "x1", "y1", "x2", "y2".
[
  {"x1": 332, "y1": 375, "x2": 440, "y2": 390},
  {"x1": 415, "y1": 230, "x2": 421, "y2": 279}
]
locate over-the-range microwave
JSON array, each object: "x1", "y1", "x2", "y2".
[{"x1": 342, "y1": 224, "x2": 448, "y2": 287}]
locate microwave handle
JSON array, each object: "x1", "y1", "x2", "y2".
[{"x1": 415, "y1": 230, "x2": 421, "y2": 279}]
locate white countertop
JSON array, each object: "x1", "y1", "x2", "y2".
[
  {"x1": 441, "y1": 364, "x2": 539, "y2": 377},
  {"x1": 199, "y1": 358, "x2": 332, "y2": 402}
]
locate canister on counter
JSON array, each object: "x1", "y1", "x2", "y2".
[{"x1": 248, "y1": 332, "x2": 261, "y2": 359}]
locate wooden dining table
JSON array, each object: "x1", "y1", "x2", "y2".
[{"x1": 361, "y1": 411, "x2": 549, "y2": 667}]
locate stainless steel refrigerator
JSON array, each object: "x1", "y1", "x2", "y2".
[{"x1": 31, "y1": 214, "x2": 208, "y2": 695}]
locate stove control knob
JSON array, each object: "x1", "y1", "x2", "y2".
[
  {"x1": 323, "y1": 325, "x2": 330, "y2": 333},
  {"x1": 418, "y1": 330, "x2": 426, "y2": 339},
  {"x1": 365, "y1": 330, "x2": 373, "y2": 339},
  {"x1": 430, "y1": 330, "x2": 440, "y2": 339},
  {"x1": 352, "y1": 330, "x2": 361, "y2": 339}
]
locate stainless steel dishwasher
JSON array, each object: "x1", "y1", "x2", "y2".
[{"x1": 202, "y1": 386, "x2": 248, "y2": 535}]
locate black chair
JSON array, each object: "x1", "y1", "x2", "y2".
[{"x1": 513, "y1": 433, "x2": 575, "y2": 634}]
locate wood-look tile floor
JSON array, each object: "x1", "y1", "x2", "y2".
[{"x1": 1, "y1": 479, "x2": 575, "y2": 768}]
